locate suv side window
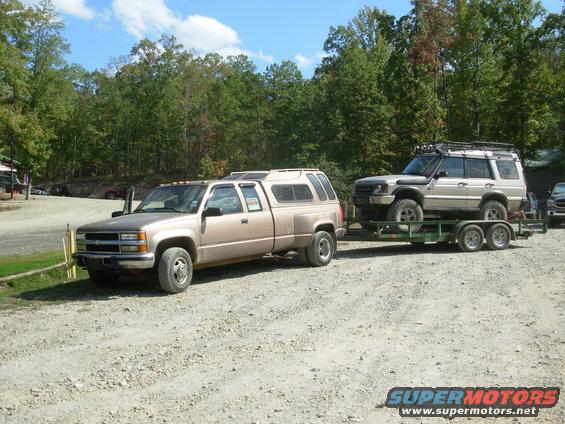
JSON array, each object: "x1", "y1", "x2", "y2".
[
  {"x1": 316, "y1": 173, "x2": 337, "y2": 200},
  {"x1": 306, "y1": 174, "x2": 327, "y2": 201},
  {"x1": 240, "y1": 184, "x2": 263, "y2": 212},
  {"x1": 206, "y1": 185, "x2": 243, "y2": 214},
  {"x1": 438, "y1": 157, "x2": 465, "y2": 178},
  {"x1": 272, "y1": 185, "x2": 313, "y2": 202},
  {"x1": 496, "y1": 160, "x2": 519, "y2": 180},
  {"x1": 466, "y1": 158, "x2": 493, "y2": 179}
]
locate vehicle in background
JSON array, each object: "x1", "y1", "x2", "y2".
[
  {"x1": 546, "y1": 182, "x2": 565, "y2": 227},
  {"x1": 223, "y1": 171, "x2": 269, "y2": 180},
  {"x1": 0, "y1": 174, "x2": 26, "y2": 194},
  {"x1": 74, "y1": 169, "x2": 344, "y2": 294},
  {"x1": 352, "y1": 142, "x2": 527, "y2": 232},
  {"x1": 30, "y1": 185, "x2": 48, "y2": 195},
  {"x1": 50, "y1": 184, "x2": 72, "y2": 197},
  {"x1": 104, "y1": 184, "x2": 131, "y2": 200},
  {"x1": 522, "y1": 192, "x2": 539, "y2": 219}
]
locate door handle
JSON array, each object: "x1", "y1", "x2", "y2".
[
  {"x1": 241, "y1": 218, "x2": 248, "y2": 224},
  {"x1": 485, "y1": 183, "x2": 494, "y2": 187},
  {"x1": 458, "y1": 182, "x2": 467, "y2": 187}
]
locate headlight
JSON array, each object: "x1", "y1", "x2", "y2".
[
  {"x1": 121, "y1": 233, "x2": 141, "y2": 241},
  {"x1": 372, "y1": 184, "x2": 388, "y2": 194},
  {"x1": 547, "y1": 199, "x2": 555, "y2": 207},
  {"x1": 76, "y1": 233, "x2": 85, "y2": 241}
]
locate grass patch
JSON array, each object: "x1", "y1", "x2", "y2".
[{"x1": 0, "y1": 250, "x2": 65, "y2": 277}]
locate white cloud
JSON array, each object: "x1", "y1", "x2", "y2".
[
  {"x1": 315, "y1": 51, "x2": 329, "y2": 60},
  {"x1": 112, "y1": 0, "x2": 272, "y2": 61},
  {"x1": 294, "y1": 53, "x2": 313, "y2": 69},
  {"x1": 25, "y1": 0, "x2": 95, "y2": 20}
]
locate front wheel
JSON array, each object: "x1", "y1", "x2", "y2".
[
  {"x1": 479, "y1": 200, "x2": 508, "y2": 221},
  {"x1": 386, "y1": 199, "x2": 424, "y2": 233},
  {"x1": 158, "y1": 247, "x2": 193, "y2": 293}
]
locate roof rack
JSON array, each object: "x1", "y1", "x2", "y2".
[
  {"x1": 271, "y1": 168, "x2": 320, "y2": 172},
  {"x1": 415, "y1": 141, "x2": 518, "y2": 156}
]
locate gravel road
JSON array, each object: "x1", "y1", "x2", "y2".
[
  {"x1": 0, "y1": 226, "x2": 563, "y2": 423},
  {"x1": 0, "y1": 196, "x2": 138, "y2": 255}
]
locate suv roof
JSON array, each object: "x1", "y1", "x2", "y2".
[{"x1": 415, "y1": 142, "x2": 519, "y2": 158}]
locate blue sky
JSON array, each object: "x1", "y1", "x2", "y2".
[{"x1": 28, "y1": 0, "x2": 564, "y2": 76}]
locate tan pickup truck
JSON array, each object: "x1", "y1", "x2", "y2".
[{"x1": 73, "y1": 169, "x2": 344, "y2": 293}]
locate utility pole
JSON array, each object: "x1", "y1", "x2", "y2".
[{"x1": 10, "y1": 135, "x2": 14, "y2": 200}]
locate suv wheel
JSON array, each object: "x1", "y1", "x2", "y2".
[
  {"x1": 457, "y1": 224, "x2": 484, "y2": 252},
  {"x1": 387, "y1": 199, "x2": 424, "y2": 232},
  {"x1": 158, "y1": 247, "x2": 193, "y2": 293},
  {"x1": 0, "y1": 186, "x2": 6, "y2": 194},
  {"x1": 479, "y1": 201, "x2": 507, "y2": 221},
  {"x1": 299, "y1": 231, "x2": 335, "y2": 267},
  {"x1": 88, "y1": 268, "x2": 120, "y2": 287},
  {"x1": 486, "y1": 223, "x2": 511, "y2": 250}
]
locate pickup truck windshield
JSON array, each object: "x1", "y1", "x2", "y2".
[
  {"x1": 134, "y1": 185, "x2": 205, "y2": 213},
  {"x1": 402, "y1": 155, "x2": 441, "y2": 177},
  {"x1": 553, "y1": 183, "x2": 565, "y2": 195}
]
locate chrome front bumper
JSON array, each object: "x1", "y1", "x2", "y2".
[
  {"x1": 73, "y1": 252, "x2": 155, "y2": 270},
  {"x1": 547, "y1": 209, "x2": 565, "y2": 217}
]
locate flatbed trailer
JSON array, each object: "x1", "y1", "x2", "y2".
[{"x1": 341, "y1": 218, "x2": 547, "y2": 252}]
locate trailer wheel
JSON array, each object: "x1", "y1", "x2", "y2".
[
  {"x1": 486, "y1": 223, "x2": 511, "y2": 250},
  {"x1": 457, "y1": 225, "x2": 484, "y2": 252},
  {"x1": 305, "y1": 231, "x2": 335, "y2": 267},
  {"x1": 158, "y1": 247, "x2": 193, "y2": 293},
  {"x1": 387, "y1": 199, "x2": 423, "y2": 233}
]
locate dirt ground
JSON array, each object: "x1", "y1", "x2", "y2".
[
  {"x1": 0, "y1": 224, "x2": 563, "y2": 423},
  {"x1": 0, "y1": 196, "x2": 139, "y2": 255}
]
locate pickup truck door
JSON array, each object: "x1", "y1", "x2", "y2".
[
  {"x1": 430, "y1": 156, "x2": 468, "y2": 209},
  {"x1": 239, "y1": 183, "x2": 275, "y2": 255},
  {"x1": 199, "y1": 184, "x2": 250, "y2": 262}
]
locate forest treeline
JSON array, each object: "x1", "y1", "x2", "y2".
[{"x1": 0, "y1": 0, "x2": 563, "y2": 195}]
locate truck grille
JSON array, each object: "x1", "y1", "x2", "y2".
[
  {"x1": 354, "y1": 185, "x2": 373, "y2": 195},
  {"x1": 556, "y1": 200, "x2": 565, "y2": 208},
  {"x1": 86, "y1": 244, "x2": 120, "y2": 253},
  {"x1": 85, "y1": 233, "x2": 119, "y2": 241}
]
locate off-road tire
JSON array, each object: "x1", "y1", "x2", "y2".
[
  {"x1": 88, "y1": 268, "x2": 120, "y2": 287},
  {"x1": 479, "y1": 200, "x2": 508, "y2": 221},
  {"x1": 457, "y1": 224, "x2": 485, "y2": 252},
  {"x1": 158, "y1": 247, "x2": 193, "y2": 293},
  {"x1": 305, "y1": 231, "x2": 335, "y2": 267},
  {"x1": 486, "y1": 223, "x2": 511, "y2": 250},
  {"x1": 386, "y1": 199, "x2": 424, "y2": 233}
]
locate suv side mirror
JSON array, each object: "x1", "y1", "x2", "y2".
[
  {"x1": 111, "y1": 210, "x2": 124, "y2": 218},
  {"x1": 202, "y1": 207, "x2": 222, "y2": 218},
  {"x1": 435, "y1": 171, "x2": 448, "y2": 179}
]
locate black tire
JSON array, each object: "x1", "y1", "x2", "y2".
[
  {"x1": 457, "y1": 224, "x2": 485, "y2": 252},
  {"x1": 486, "y1": 223, "x2": 511, "y2": 250},
  {"x1": 306, "y1": 231, "x2": 335, "y2": 267},
  {"x1": 0, "y1": 186, "x2": 6, "y2": 194},
  {"x1": 479, "y1": 200, "x2": 508, "y2": 221},
  {"x1": 386, "y1": 199, "x2": 424, "y2": 233},
  {"x1": 106, "y1": 192, "x2": 116, "y2": 200},
  {"x1": 296, "y1": 248, "x2": 311, "y2": 266},
  {"x1": 158, "y1": 247, "x2": 193, "y2": 293},
  {"x1": 88, "y1": 268, "x2": 120, "y2": 287}
]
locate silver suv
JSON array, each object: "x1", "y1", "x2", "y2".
[{"x1": 352, "y1": 142, "x2": 527, "y2": 230}]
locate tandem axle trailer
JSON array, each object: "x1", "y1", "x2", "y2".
[{"x1": 340, "y1": 219, "x2": 547, "y2": 252}]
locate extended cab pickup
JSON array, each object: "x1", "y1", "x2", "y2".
[{"x1": 74, "y1": 169, "x2": 344, "y2": 293}]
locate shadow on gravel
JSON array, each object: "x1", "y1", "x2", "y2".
[
  {"x1": 15, "y1": 275, "x2": 165, "y2": 302},
  {"x1": 334, "y1": 242, "x2": 527, "y2": 260}
]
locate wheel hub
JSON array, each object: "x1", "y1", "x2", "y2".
[
  {"x1": 400, "y1": 208, "x2": 416, "y2": 221},
  {"x1": 487, "y1": 209, "x2": 502, "y2": 220},
  {"x1": 465, "y1": 230, "x2": 481, "y2": 248},
  {"x1": 173, "y1": 257, "x2": 189, "y2": 285},
  {"x1": 492, "y1": 228, "x2": 508, "y2": 247},
  {"x1": 318, "y1": 238, "x2": 331, "y2": 261}
]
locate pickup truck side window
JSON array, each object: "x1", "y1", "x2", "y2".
[
  {"x1": 316, "y1": 173, "x2": 337, "y2": 200},
  {"x1": 206, "y1": 185, "x2": 243, "y2": 214},
  {"x1": 306, "y1": 174, "x2": 327, "y2": 201},
  {"x1": 272, "y1": 185, "x2": 313, "y2": 202},
  {"x1": 240, "y1": 184, "x2": 263, "y2": 212}
]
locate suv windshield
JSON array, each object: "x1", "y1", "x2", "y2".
[
  {"x1": 402, "y1": 155, "x2": 441, "y2": 177},
  {"x1": 553, "y1": 183, "x2": 565, "y2": 195},
  {"x1": 135, "y1": 185, "x2": 205, "y2": 213}
]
